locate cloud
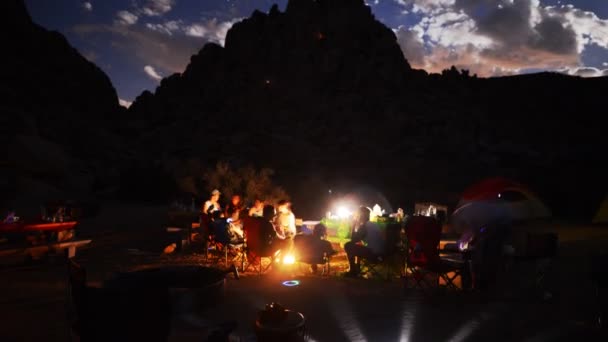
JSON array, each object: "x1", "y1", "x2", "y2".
[
  {"x1": 75, "y1": 23, "x2": 200, "y2": 73},
  {"x1": 144, "y1": 17, "x2": 239, "y2": 46},
  {"x1": 82, "y1": 2, "x2": 92, "y2": 12},
  {"x1": 115, "y1": 11, "x2": 138, "y2": 26},
  {"x1": 141, "y1": 0, "x2": 174, "y2": 17},
  {"x1": 119, "y1": 98, "x2": 133, "y2": 108},
  {"x1": 144, "y1": 65, "x2": 163, "y2": 81},
  {"x1": 569, "y1": 67, "x2": 608, "y2": 77},
  {"x1": 395, "y1": 26, "x2": 426, "y2": 67},
  {"x1": 393, "y1": 0, "x2": 608, "y2": 76},
  {"x1": 145, "y1": 20, "x2": 182, "y2": 35},
  {"x1": 183, "y1": 19, "x2": 238, "y2": 45},
  {"x1": 547, "y1": 5, "x2": 608, "y2": 52}
]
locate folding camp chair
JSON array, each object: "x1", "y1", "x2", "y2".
[
  {"x1": 360, "y1": 223, "x2": 407, "y2": 280},
  {"x1": 242, "y1": 248, "x2": 280, "y2": 275},
  {"x1": 222, "y1": 240, "x2": 247, "y2": 270},
  {"x1": 404, "y1": 216, "x2": 463, "y2": 290},
  {"x1": 241, "y1": 216, "x2": 281, "y2": 275}
]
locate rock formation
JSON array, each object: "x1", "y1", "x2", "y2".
[
  {"x1": 126, "y1": 0, "x2": 608, "y2": 216},
  {"x1": 3, "y1": 0, "x2": 607, "y2": 217},
  {"x1": 1, "y1": 0, "x2": 123, "y2": 209}
]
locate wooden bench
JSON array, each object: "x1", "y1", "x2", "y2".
[{"x1": 0, "y1": 239, "x2": 92, "y2": 260}]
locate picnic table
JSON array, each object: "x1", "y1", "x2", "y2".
[{"x1": 1, "y1": 220, "x2": 89, "y2": 261}]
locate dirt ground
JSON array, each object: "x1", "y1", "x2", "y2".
[{"x1": 1, "y1": 202, "x2": 608, "y2": 341}]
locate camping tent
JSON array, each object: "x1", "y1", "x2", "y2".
[
  {"x1": 593, "y1": 197, "x2": 608, "y2": 223},
  {"x1": 453, "y1": 177, "x2": 551, "y2": 227},
  {"x1": 452, "y1": 178, "x2": 550, "y2": 250}
]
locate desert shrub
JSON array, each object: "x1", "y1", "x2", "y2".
[{"x1": 202, "y1": 162, "x2": 288, "y2": 205}]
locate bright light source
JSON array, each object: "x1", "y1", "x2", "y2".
[
  {"x1": 337, "y1": 206, "x2": 351, "y2": 219},
  {"x1": 282, "y1": 280, "x2": 300, "y2": 287},
  {"x1": 498, "y1": 193, "x2": 502, "y2": 198},
  {"x1": 283, "y1": 254, "x2": 295, "y2": 265}
]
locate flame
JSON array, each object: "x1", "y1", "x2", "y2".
[{"x1": 283, "y1": 254, "x2": 296, "y2": 265}]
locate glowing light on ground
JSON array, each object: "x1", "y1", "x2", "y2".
[{"x1": 282, "y1": 280, "x2": 300, "y2": 287}]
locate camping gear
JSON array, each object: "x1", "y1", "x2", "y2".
[
  {"x1": 255, "y1": 303, "x2": 307, "y2": 341},
  {"x1": 404, "y1": 216, "x2": 463, "y2": 290},
  {"x1": 455, "y1": 178, "x2": 550, "y2": 226},
  {"x1": 360, "y1": 222, "x2": 406, "y2": 280}
]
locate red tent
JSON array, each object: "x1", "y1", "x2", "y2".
[
  {"x1": 456, "y1": 177, "x2": 551, "y2": 223},
  {"x1": 461, "y1": 177, "x2": 530, "y2": 202}
]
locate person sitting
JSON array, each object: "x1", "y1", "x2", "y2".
[
  {"x1": 226, "y1": 207, "x2": 244, "y2": 243},
  {"x1": 274, "y1": 200, "x2": 296, "y2": 239},
  {"x1": 225, "y1": 194, "x2": 243, "y2": 218},
  {"x1": 343, "y1": 206, "x2": 385, "y2": 277},
  {"x1": 248, "y1": 198, "x2": 264, "y2": 218},
  {"x1": 203, "y1": 189, "x2": 222, "y2": 215},
  {"x1": 274, "y1": 200, "x2": 297, "y2": 257},
  {"x1": 294, "y1": 224, "x2": 336, "y2": 273},
  {"x1": 209, "y1": 211, "x2": 231, "y2": 245}
]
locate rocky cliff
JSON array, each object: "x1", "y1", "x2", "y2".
[
  {"x1": 1, "y1": 0, "x2": 123, "y2": 209},
  {"x1": 3, "y1": 0, "x2": 606, "y2": 218},
  {"x1": 126, "y1": 0, "x2": 608, "y2": 216}
]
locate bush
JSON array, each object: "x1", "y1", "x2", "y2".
[{"x1": 202, "y1": 162, "x2": 288, "y2": 205}]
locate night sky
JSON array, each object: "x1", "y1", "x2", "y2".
[{"x1": 24, "y1": 0, "x2": 608, "y2": 106}]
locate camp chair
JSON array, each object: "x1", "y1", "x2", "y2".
[
  {"x1": 241, "y1": 216, "x2": 280, "y2": 275},
  {"x1": 360, "y1": 223, "x2": 406, "y2": 280},
  {"x1": 222, "y1": 238, "x2": 247, "y2": 271},
  {"x1": 244, "y1": 247, "x2": 280, "y2": 275},
  {"x1": 404, "y1": 216, "x2": 463, "y2": 290},
  {"x1": 204, "y1": 219, "x2": 239, "y2": 266}
]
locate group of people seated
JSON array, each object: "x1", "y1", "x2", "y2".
[
  {"x1": 201, "y1": 189, "x2": 296, "y2": 244},
  {"x1": 199, "y1": 189, "x2": 398, "y2": 275},
  {"x1": 201, "y1": 189, "x2": 335, "y2": 272}
]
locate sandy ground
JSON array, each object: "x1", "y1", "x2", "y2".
[{"x1": 1, "y1": 202, "x2": 608, "y2": 341}]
